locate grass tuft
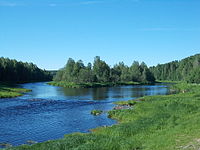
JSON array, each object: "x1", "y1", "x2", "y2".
[{"x1": 91, "y1": 110, "x2": 103, "y2": 116}]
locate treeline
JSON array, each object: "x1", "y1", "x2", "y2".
[
  {"x1": 150, "y1": 54, "x2": 200, "y2": 83},
  {"x1": 0, "y1": 57, "x2": 52, "y2": 82},
  {"x1": 54, "y1": 56, "x2": 155, "y2": 84}
]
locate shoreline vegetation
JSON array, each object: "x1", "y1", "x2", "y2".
[
  {"x1": 0, "y1": 57, "x2": 52, "y2": 83},
  {"x1": 48, "y1": 81, "x2": 143, "y2": 88},
  {"x1": 0, "y1": 57, "x2": 52, "y2": 98},
  {"x1": 51, "y1": 56, "x2": 156, "y2": 88},
  {"x1": 5, "y1": 83, "x2": 200, "y2": 149},
  {"x1": 0, "y1": 83, "x2": 31, "y2": 98},
  {"x1": 150, "y1": 54, "x2": 200, "y2": 84}
]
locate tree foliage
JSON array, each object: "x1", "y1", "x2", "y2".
[
  {"x1": 0, "y1": 57, "x2": 52, "y2": 82},
  {"x1": 54, "y1": 56, "x2": 155, "y2": 84},
  {"x1": 150, "y1": 54, "x2": 200, "y2": 83}
]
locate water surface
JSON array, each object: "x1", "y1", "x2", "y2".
[{"x1": 0, "y1": 82, "x2": 169, "y2": 146}]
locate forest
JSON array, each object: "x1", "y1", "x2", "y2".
[
  {"x1": 1, "y1": 54, "x2": 200, "y2": 85},
  {"x1": 0, "y1": 57, "x2": 52, "y2": 83},
  {"x1": 150, "y1": 54, "x2": 200, "y2": 83},
  {"x1": 53, "y1": 56, "x2": 155, "y2": 85}
]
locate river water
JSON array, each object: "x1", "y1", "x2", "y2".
[{"x1": 0, "y1": 82, "x2": 169, "y2": 146}]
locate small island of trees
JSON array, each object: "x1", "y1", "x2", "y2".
[{"x1": 49, "y1": 56, "x2": 155, "y2": 88}]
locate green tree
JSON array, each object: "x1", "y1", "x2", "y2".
[
  {"x1": 93, "y1": 56, "x2": 110, "y2": 82},
  {"x1": 129, "y1": 61, "x2": 141, "y2": 82}
]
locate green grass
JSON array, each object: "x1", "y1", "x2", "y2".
[
  {"x1": 48, "y1": 81, "x2": 140, "y2": 88},
  {"x1": 91, "y1": 110, "x2": 103, "y2": 116},
  {"x1": 0, "y1": 83, "x2": 31, "y2": 98},
  {"x1": 156, "y1": 80, "x2": 182, "y2": 84},
  {"x1": 114, "y1": 99, "x2": 138, "y2": 106},
  {"x1": 5, "y1": 83, "x2": 200, "y2": 150},
  {"x1": 48, "y1": 81, "x2": 114, "y2": 88}
]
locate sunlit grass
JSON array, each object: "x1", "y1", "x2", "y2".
[
  {"x1": 0, "y1": 83, "x2": 31, "y2": 98},
  {"x1": 91, "y1": 110, "x2": 103, "y2": 116},
  {"x1": 113, "y1": 100, "x2": 137, "y2": 106}
]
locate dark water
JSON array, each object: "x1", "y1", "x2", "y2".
[{"x1": 0, "y1": 82, "x2": 169, "y2": 146}]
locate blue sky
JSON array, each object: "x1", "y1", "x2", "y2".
[{"x1": 0, "y1": 0, "x2": 200, "y2": 70}]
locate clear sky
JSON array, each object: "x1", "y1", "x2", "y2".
[{"x1": 0, "y1": 0, "x2": 200, "y2": 70}]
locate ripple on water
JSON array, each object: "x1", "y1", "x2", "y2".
[{"x1": 0, "y1": 82, "x2": 169, "y2": 146}]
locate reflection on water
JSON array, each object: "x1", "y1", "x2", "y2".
[
  {"x1": 91, "y1": 88, "x2": 109, "y2": 100},
  {"x1": 0, "y1": 82, "x2": 169, "y2": 146},
  {"x1": 60, "y1": 87, "x2": 110, "y2": 100},
  {"x1": 61, "y1": 88, "x2": 91, "y2": 97}
]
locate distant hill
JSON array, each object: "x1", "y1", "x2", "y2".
[{"x1": 150, "y1": 54, "x2": 200, "y2": 83}]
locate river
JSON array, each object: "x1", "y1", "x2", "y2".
[{"x1": 0, "y1": 82, "x2": 169, "y2": 146}]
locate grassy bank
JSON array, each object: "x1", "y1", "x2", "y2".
[
  {"x1": 5, "y1": 83, "x2": 200, "y2": 149},
  {"x1": 0, "y1": 83, "x2": 31, "y2": 98},
  {"x1": 48, "y1": 81, "x2": 141, "y2": 88},
  {"x1": 156, "y1": 80, "x2": 182, "y2": 84}
]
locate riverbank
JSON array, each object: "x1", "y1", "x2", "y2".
[
  {"x1": 48, "y1": 81, "x2": 146, "y2": 88},
  {"x1": 0, "y1": 83, "x2": 31, "y2": 98},
  {"x1": 5, "y1": 83, "x2": 200, "y2": 149}
]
